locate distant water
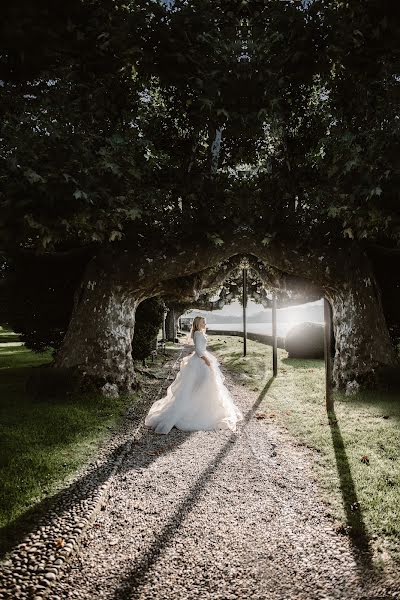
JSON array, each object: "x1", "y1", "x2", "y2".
[{"x1": 207, "y1": 322, "x2": 324, "y2": 338}]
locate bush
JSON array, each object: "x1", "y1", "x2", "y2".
[
  {"x1": 285, "y1": 322, "x2": 324, "y2": 359},
  {"x1": 2, "y1": 252, "x2": 90, "y2": 352},
  {"x1": 131, "y1": 297, "x2": 165, "y2": 361}
]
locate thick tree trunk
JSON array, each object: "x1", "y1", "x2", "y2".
[
  {"x1": 165, "y1": 304, "x2": 187, "y2": 341},
  {"x1": 165, "y1": 309, "x2": 176, "y2": 342},
  {"x1": 54, "y1": 259, "x2": 139, "y2": 397},
  {"x1": 51, "y1": 234, "x2": 398, "y2": 397},
  {"x1": 255, "y1": 243, "x2": 398, "y2": 391},
  {"x1": 326, "y1": 276, "x2": 398, "y2": 392}
]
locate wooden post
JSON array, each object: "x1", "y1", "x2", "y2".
[
  {"x1": 324, "y1": 298, "x2": 334, "y2": 411},
  {"x1": 162, "y1": 310, "x2": 166, "y2": 340},
  {"x1": 242, "y1": 268, "x2": 247, "y2": 357},
  {"x1": 272, "y1": 293, "x2": 278, "y2": 377}
]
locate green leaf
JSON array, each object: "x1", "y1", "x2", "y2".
[
  {"x1": 125, "y1": 207, "x2": 141, "y2": 220},
  {"x1": 73, "y1": 190, "x2": 88, "y2": 200},
  {"x1": 261, "y1": 234, "x2": 275, "y2": 246},
  {"x1": 110, "y1": 134, "x2": 124, "y2": 145},
  {"x1": 328, "y1": 165, "x2": 339, "y2": 177},
  {"x1": 200, "y1": 97, "x2": 213, "y2": 111},
  {"x1": 127, "y1": 167, "x2": 141, "y2": 180},
  {"x1": 103, "y1": 161, "x2": 121, "y2": 175},
  {"x1": 109, "y1": 230, "x2": 123, "y2": 242},
  {"x1": 41, "y1": 235, "x2": 53, "y2": 248},
  {"x1": 207, "y1": 233, "x2": 224, "y2": 246},
  {"x1": 216, "y1": 108, "x2": 229, "y2": 120},
  {"x1": 24, "y1": 169, "x2": 44, "y2": 184},
  {"x1": 343, "y1": 228, "x2": 354, "y2": 239}
]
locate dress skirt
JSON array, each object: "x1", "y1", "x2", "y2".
[{"x1": 144, "y1": 350, "x2": 243, "y2": 435}]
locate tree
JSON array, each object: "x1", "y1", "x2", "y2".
[{"x1": 1, "y1": 0, "x2": 398, "y2": 394}]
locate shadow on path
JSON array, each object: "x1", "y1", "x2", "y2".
[
  {"x1": 113, "y1": 377, "x2": 274, "y2": 600},
  {"x1": 0, "y1": 407, "x2": 190, "y2": 560},
  {"x1": 328, "y1": 409, "x2": 374, "y2": 571},
  {"x1": 113, "y1": 378, "x2": 380, "y2": 598},
  {"x1": 0, "y1": 348, "x2": 190, "y2": 559},
  {"x1": 0, "y1": 440, "x2": 132, "y2": 559}
]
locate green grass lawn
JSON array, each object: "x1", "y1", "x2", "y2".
[
  {"x1": 208, "y1": 334, "x2": 400, "y2": 565},
  {"x1": 0, "y1": 325, "x2": 20, "y2": 344},
  {"x1": 0, "y1": 345, "x2": 139, "y2": 556}
]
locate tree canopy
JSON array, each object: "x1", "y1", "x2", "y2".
[{"x1": 1, "y1": 0, "x2": 399, "y2": 254}]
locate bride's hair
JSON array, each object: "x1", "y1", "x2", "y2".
[{"x1": 190, "y1": 316, "x2": 205, "y2": 339}]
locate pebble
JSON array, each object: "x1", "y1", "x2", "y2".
[
  {"x1": 0, "y1": 353, "x2": 181, "y2": 599},
  {"x1": 1, "y1": 349, "x2": 399, "y2": 600},
  {"x1": 55, "y1": 356, "x2": 400, "y2": 600}
]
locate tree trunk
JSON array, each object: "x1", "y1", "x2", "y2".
[
  {"x1": 255, "y1": 242, "x2": 398, "y2": 391},
  {"x1": 54, "y1": 259, "x2": 139, "y2": 397},
  {"x1": 165, "y1": 309, "x2": 176, "y2": 342},
  {"x1": 51, "y1": 236, "x2": 398, "y2": 397},
  {"x1": 326, "y1": 276, "x2": 398, "y2": 392},
  {"x1": 165, "y1": 306, "x2": 184, "y2": 341}
]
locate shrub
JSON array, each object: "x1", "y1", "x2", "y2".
[
  {"x1": 285, "y1": 321, "x2": 324, "y2": 359},
  {"x1": 2, "y1": 252, "x2": 89, "y2": 352},
  {"x1": 131, "y1": 298, "x2": 165, "y2": 361}
]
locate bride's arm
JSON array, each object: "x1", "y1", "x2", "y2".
[{"x1": 194, "y1": 332, "x2": 211, "y2": 367}]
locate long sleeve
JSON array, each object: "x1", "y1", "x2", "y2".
[{"x1": 194, "y1": 331, "x2": 207, "y2": 357}]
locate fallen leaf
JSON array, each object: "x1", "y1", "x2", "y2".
[
  {"x1": 256, "y1": 412, "x2": 275, "y2": 420},
  {"x1": 255, "y1": 412, "x2": 268, "y2": 419},
  {"x1": 55, "y1": 538, "x2": 65, "y2": 548}
]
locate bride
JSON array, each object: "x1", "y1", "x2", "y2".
[{"x1": 144, "y1": 316, "x2": 243, "y2": 434}]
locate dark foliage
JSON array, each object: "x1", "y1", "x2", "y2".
[
  {"x1": 370, "y1": 247, "x2": 400, "y2": 350},
  {"x1": 2, "y1": 253, "x2": 89, "y2": 351},
  {"x1": 1, "y1": 0, "x2": 399, "y2": 252},
  {"x1": 131, "y1": 297, "x2": 165, "y2": 361},
  {"x1": 0, "y1": 0, "x2": 399, "y2": 359}
]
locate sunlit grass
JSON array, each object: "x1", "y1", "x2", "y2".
[
  {"x1": 0, "y1": 325, "x2": 20, "y2": 344},
  {"x1": 0, "y1": 345, "x2": 137, "y2": 555},
  {"x1": 208, "y1": 334, "x2": 400, "y2": 564}
]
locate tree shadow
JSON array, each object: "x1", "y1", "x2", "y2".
[
  {"x1": 328, "y1": 409, "x2": 374, "y2": 571},
  {"x1": 0, "y1": 441, "x2": 127, "y2": 558},
  {"x1": 0, "y1": 347, "x2": 188, "y2": 558},
  {"x1": 336, "y1": 389, "x2": 400, "y2": 424},
  {"x1": 0, "y1": 424, "x2": 191, "y2": 559},
  {"x1": 112, "y1": 378, "x2": 274, "y2": 599}
]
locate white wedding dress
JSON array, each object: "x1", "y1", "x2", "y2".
[{"x1": 145, "y1": 331, "x2": 243, "y2": 434}]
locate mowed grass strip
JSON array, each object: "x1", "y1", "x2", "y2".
[
  {"x1": 0, "y1": 345, "x2": 137, "y2": 556},
  {"x1": 0, "y1": 325, "x2": 20, "y2": 344},
  {"x1": 208, "y1": 334, "x2": 400, "y2": 563}
]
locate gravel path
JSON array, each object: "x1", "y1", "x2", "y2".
[{"x1": 51, "y1": 353, "x2": 399, "y2": 600}]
